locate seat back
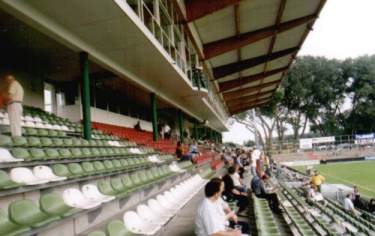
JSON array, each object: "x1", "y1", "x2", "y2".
[
  {"x1": 10, "y1": 168, "x2": 35, "y2": 183},
  {"x1": 136, "y1": 204, "x2": 155, "y2": 221},
  {"x1": 123, "y1": 211, "x2": 143, "y2": 231},
  {"x1": 40, "y1": 193, "x2": 72, "y2": 216},
  {"x1": 148, "y1": 199, "x2": 163, "y2": 213},
  {"x1": 62, "y1": 188, "x2": 86, "y2": 207},
  {"x1": 9, "y1": 199, "x2": 41, "y2": 226},
  {"x1": 33, "y1": 165, "x2": 56, "y2": 179},
  {"x1": 107, "y1": 220, "x2": 133, "y2": 236}
]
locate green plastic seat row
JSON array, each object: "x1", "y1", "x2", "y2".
[{"x1": 0, "y1": 170, "x2": 24, "y2": 190}]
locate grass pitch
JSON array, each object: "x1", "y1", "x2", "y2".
[{"x1": 294, "y1": 161, "x2": 375, "y2": 198}]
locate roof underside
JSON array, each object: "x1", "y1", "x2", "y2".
[{"x1": 186, "y1": 0, "x2": 326, "y2": 115}]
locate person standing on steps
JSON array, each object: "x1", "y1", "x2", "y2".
[{"x1": 0, "y1": 74, "x2": 24, "y2": 136}]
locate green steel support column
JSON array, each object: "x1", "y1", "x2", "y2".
[
  {"x1": 80, "y1": 52, "x2": 92, "y2": 140},
  {"x1": 178, "y1": 110, "x2": 184, "y2": 142},
  {"x1": 193, "y1": 120, "x2": 198, "y2": 140},
  {"x1": 150, "y1": 93, "x2": 158, "y2": 141}
]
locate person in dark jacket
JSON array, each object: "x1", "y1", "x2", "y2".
[
  {"x1": 251, "y1": 173, "x2": 281, "y2": 214},
  {"x1": 222, "y1": 166, "x2": 248, "y2": 215}
]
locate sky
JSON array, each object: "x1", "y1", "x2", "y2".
[{"x1": 223, "y1": 0, "x2": 375, "y2": 145}]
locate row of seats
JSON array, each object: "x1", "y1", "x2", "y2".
[
  {"x1": 253, "y1": 197, "x2": 281, "y2": 236},
  {"x1": 0, "y1": 157, "x2": 181, "y2": 190},
  {"x1": 0, "y1": 135, "x2": 132, "y2": 148},
  {"x1": 0, "y1": 164, "x2": 189, "y2": 236},
  {"x1": 87, "y1": 174, "x2": 207, "y2": 236},
  {"x1": 0, "y1": 146, "x2": 157, "y2": 163}
]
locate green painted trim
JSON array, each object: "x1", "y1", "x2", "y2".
[
  {"x1": 80, "y1": 52, "x2": 92, "y2": 140},
  {"x1": 150, "y1": 93, "x2": 158, "y2": 141}
]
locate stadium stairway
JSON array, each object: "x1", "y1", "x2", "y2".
[{"x1": 0, "y1": 107, "x2": 224, "y2": 236}]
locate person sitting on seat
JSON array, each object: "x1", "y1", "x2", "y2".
[
  {"x1": 368, "y1": 198, "x2": 375, "y2": 213},
  {"x1": 222, "y1": 166, "x2": 248, "y2": 215},
  {"x1": 344, "y1": 193, "x2": 359, "y2": 216},
  {"x1": 175, "y1": 141, "x2": 190, "y2": 161},
  {"x1": 188, "y1": 140, "x2": 201, "y2": 163},
  {"x1": 310, "y1": 170, "x2": 325, "y2": 193},
  {"x1": 352, "y1": 186, "x2": 365, "y2": 210},
  {"x1": 195, "y1": 179, "x2": 241, "y2": 236},
  {"x1": 251, "y1": 173, "x2": 282, "y2": 214},
  {"x1": 134, "y1": 120, "x2": 143, "y2": 132},
  {"x1": 231, "y1": 164, "x2": 247, "y2": 193},
  {"x1": 307, "y1": 185, "x2": 327, "y2": 206}
]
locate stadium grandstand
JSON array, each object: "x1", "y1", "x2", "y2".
[{"x1": 0, "y1": 0, "x2": 374, "y2": 236}]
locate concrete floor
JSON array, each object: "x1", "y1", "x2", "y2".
[{"x1": 159, "y1": 189, "x2": 204, "y2": 236}]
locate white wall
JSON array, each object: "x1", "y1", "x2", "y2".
[{"x1": 57, "y1": 104, "x2": 153, "y2": 132}]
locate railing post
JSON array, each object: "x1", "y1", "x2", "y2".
[
  {"x1": 79, "y1": 52, "x2": 92, "y2": 140},
  {"x1": 150, "y1": 93, "x2": 158, "y2": 141}
]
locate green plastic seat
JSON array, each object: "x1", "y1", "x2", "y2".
[
  {"x1": 52, "y1": 164, "x2": 72, "y2": 177},
  {"x1": 52, "y1": 138, "x2": 64, "y2": 146},
  {"x1": 12, "y1": 136, "x2": 28, "y2": 147},
  {"x1": 110, "y1": 177, "x2": 127, "y2": 197},
  {"x1": 81, "y1": 148, "x2": 92, "y2": 158},
  {"x1": 93, "y1": 161, "x2": 106, "y2": 172},
  {"x1": 57, "y1": 149, "x2": 71, "y2": 159},
  {"x1": 25, "y1": 127, "x2": 38, "y2": 136},
  {"x1": 9, "y1": 199, "x2": 59, "y2": 228},
  {"x1": 48, "y1": 130, "x2": 58, "y2": 137},
  {"x1": 37, "y1": 129, "x2": 49, "y2": 136},
  {"x1": 91, "y1": 148, "x2": 100, "y2": 157},
  {"x1": 99, "y1": 148, "x2": 108, "y2": 157},
  {"x1": 72, "y1": 138, "x2": 82, "y2": 147},
  {"x1": 26, "y1": 137, "x2": 41, "y2": 147},
  {"x1": 40, "y1": 137, "x2": 53, "y2": 147},
  {"x1": 29, "y1": 148, "x2": 46, "y2": 160},
  {"x1": 127, "y1": 159, "x2": 136, "y2": 167},
  {"x1": 82, "y1": 162, "x2": 96, "y2": 174},
  {"x1": 70, "y1": 148, "x2": 83, "y2": 158},
  {"x1": 112, "y1": 160, "x2": 122, "y2": 170},
  {"x1": 130, "y1": 173, "x2": 141, "y2": 187},
  {"x1": 120, "y1": 159, "x2": 128, "y2": 168},
  {"x1": 81, "y1": 139, "x2": 89, "y2": 146},
  {"x1": 106, "y1": 220, "x2": 135, "y2": 236},
  {"x1": 103, "y1": 160, "x2": 115, "y2": 171},
  {"x1": 0, "y1": 135, "x2": 12, "y2": 146},
  {"x1": 57, "y1": 130, "x2": 66, "y2": 137},
  {"x1": 40, "y1": 193, "x2": 77, "y2": 217},
  {"x1": 0, "y1": 170, "x2": 23, "y2": 189},
  {"x1": 121, "y1": 174, "x2": 134, "y2": 189},
  {"x1": 88, "y1": 140, "x2": 98, "y2": 147},
  {"x1": 87, "y1": 231, "x2": 106, "y2": 236},
  {"x1": 97, "y1": 179, "x2": 117, "y2": 196},
  {"x1": 63, "y1": 139, "x2": 73, "y2": 146},
  {"x1": 0, "y1": 209, "x2": 30, "y2": 236},
  {"x1": 113, "y1": 148, "x2": 121, "y2": 156},
  {"x1": 106, "y1": 149, "x2": 115, "y2": 156},
  {"x1": 68, "y1": 163, "x2": 85, "y2": 177},
  {"x1": 11, "y1": 148, "x2": 31, "y2": 160},
  {"x1": 45, "y1": 149, "x2": 59, "y2": 159}
]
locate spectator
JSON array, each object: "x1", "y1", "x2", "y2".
[
  {"x1": 161, "y1": 123, "x2": 171, "y2": 139},
  {"x1": 251, "y1": 173, "x2": 281, "y2": 214},
  {"x1": 352, "y1": 186, "x2": 365, "y2": 209},
  {"x1": 134, "y1": 120, "x2": 143, "y2": 132},
  {"x1": 222, "y1": 166, "x2": 248, "y2": 215},
  {"x1": 0, "y1": 74, "x2": 24, "y2": 136},
  {"x1": 210, "y1": 178, "x2": 250, "y2": 235},
  {"x1": 264, "y1": 153, "x2": 271, "y2": 176},
  {"x1": 256, "y1": 152, "x2": 265, "y2": 176},
  {"x1": 175, "y1": 141, "x2": 190, "y2": 161},
  {"x1": 231, "y1": 165, "x2": 247, "y2": 193},
  {"x1": 368, "y1": 198, "x2": 375, "y2": 213},
  {"x1": 310, "y1": 170, "x2": 325, "y2": 192},
  {"x1": 251, "y1": 149, "x2": 260, "y2": 176},
  {"x1": 195, "y1": 179, "x2": 241, "y2": 236},
  {"x1": 307, "y1": 185, "x2": 327, "y2": 206},
  {"x1": 344, "y1": 193, "x2": 358, "y2": 216}
]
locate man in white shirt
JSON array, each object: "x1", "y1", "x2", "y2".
[
  {"x1": 195, "y1": 179, "x2": 241, "y2": 236},
  {"x1": 1, "y1": 74, "x2": 24, "y2": 136},
  {"x1": 344, "y1": 194, "x2": 358, "y2": 216},
  {"x1": 251, "y1": 149, "x2": 260, "y2": 176}
]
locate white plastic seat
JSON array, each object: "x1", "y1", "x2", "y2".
[
  {"x1": 34, "y1": 117, "x2": 42, "y2": 123},
  {"x1": 44, "y1": 124, "x2": 54, "y2": 129},
  {"x1": 61, "y1": 125, "x2": 70, "y2": 131},
  {"x1": 0, "y1": 112, "x2": 4, "y2": 118},
  {"x1": 0, "y1": 148, "x2": 24, "y2": 162},
  {"x1": 148, "y1": 155, "x2": 162, "y2": 163},
  {"x1": 147, "y1": 199, "x2": 174, "y2": 218},
  {"x1": 156, "y1": 194, "x2": 178, "y2": 213},
  {"x1": 23, "y1": 115, "x2": 34, "y2": 122},
  {"x1": 82, "y1": 184, "x2": 115, "y2": 203},
  {"x1": 33, "y1": 165, "x2": 66, "y2": 182},
  {"x1": 35, "y1": 123, "x2": 46, "y2": 128},
  {"x1": 2, "y1": 118, "x2": 10, "y2": 125},
  {"x1": 53, "y1": 124, "x2": 62, "y2": 130},
  {"x1": 137, "y1": 204, "x2": 168, "y2": 226},
  {"x1": 62, "y1": 188, "x2": 101, "y2": 209},
  {"x1": 123, "y1": 211, "x2": 160, "y2": 235},
  {"x1": 24, "y1": 121, "x2": 35, "y2": 127},
  {"x1": 169, "y1": 162, "x2": 185, "y2": 173},
  {"x1": 129, "y1": 148, "x2": 142, "y2": 154},
  {"x1": 10, "y1": 167, "x2": 50, "y2": 185}
]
